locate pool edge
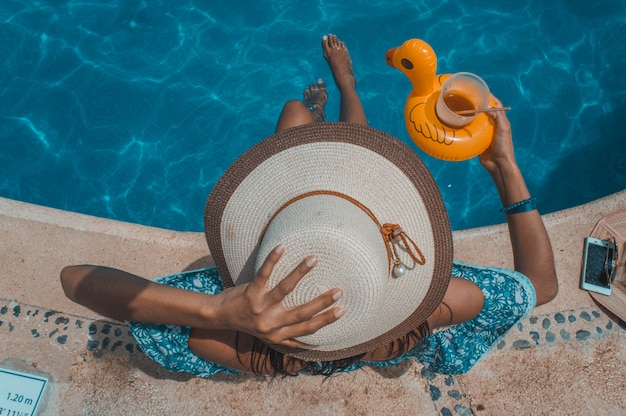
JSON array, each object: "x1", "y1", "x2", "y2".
[{"x1": 2, "y1": 189, "x2": 624, "y2": 319}]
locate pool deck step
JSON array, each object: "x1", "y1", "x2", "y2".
[{"x1": 1, "y1": 191, "x2": 625, "y2": 415}]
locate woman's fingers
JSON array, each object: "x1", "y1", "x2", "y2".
[
  {"x1": 269, "y1": 286, "x2": 344, "y2": 344},
  {"x1": 291, "y1": 304, "x2": 344, "y2": 337},
  {"x1": 253, "y1": 246, "x2": 321, "y2": 304},
  {"x1": 487, "y1": 95, "x2": 511, "y2": 128},
  {"x1": 269, "y1": 306, "x2": 344, "y2": 346},
  {"x1": 254, "y1": 244, "x2": 286, "y2": 287},
  {"x1": 267, "y1": 253, "x2": 344, "y2": 320},
  {"x1": 286, "y1": 286, "x2": 343, "y2": 324},
  {"x1": 268, "y1": 254, "x2": 318, "y2": 301}
]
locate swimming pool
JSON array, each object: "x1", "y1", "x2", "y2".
[{"x1": 1, "y1": 0, "x2": 625, "y2": 231}]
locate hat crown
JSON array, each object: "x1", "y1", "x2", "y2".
[{"x1": 257, "y1": 194, "x2": 389, "y2": 350}]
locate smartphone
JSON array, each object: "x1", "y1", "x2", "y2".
[{"x1": 580, "y1": 237, "x2": 617, "y2": 295}]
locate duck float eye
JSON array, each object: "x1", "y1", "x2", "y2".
[
  {"x1": 400, "y1": 58, "x2": 413, "y2": 70},
  {"x1": 386, "y1": 39, "x2": 497, "y2": 162}
]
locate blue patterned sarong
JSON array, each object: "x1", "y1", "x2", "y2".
[{"x1": 128, "y1": 261, "x2": 536, "y2": 377}]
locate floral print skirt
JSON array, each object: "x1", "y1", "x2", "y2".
[{"x1": 128, "y1": 261, "x2": 536, "y2": 377}]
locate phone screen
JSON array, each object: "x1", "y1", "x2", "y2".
[{"x1": 584, "y1": 242, "x2": 613, "y2": 288}]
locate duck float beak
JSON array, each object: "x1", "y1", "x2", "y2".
[{"x1": 385, "y1": 47, "x2": 397, "y2": 67}]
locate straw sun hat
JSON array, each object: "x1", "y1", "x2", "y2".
[{"x1": 204, "y1": 122, "x2": 453, "y2": 361}]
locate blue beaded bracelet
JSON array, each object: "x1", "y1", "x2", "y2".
[{"x1": 501, "y1": 197, "x2": 537, "y2": 214}]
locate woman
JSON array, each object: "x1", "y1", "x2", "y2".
[{"x1": 61, "y1": 35, "x2": 557, "y2": 377}]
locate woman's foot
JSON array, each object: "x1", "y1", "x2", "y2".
[
  {"x1": 303, "y1": 78, "x2": 328, "y2": 122},
  {"x1": 322, "y1": 34, "x2": 356, "y2": 92}
]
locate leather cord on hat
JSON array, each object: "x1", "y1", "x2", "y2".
[{"x1": 259, "y1": 190, "x2": 426, "y2": 276}]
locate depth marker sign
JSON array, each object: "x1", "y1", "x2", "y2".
[{"x1": 0, "y1": 368, "x2": 48, "y2": 416}]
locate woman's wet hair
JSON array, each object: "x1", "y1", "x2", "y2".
[{"x1": 236, "y1": 321, "x2": 430, "y2": 377}]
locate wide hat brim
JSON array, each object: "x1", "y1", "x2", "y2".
[{"x1": 204, "y1": 122, "x2": 453, "y2": 361}]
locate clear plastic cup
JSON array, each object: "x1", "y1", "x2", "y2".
[{"x1": 435, "y1": 72, "x2": 490, "y2": 128}]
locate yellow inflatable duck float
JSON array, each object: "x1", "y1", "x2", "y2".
[{"x1": 386, "y1": 39, "x2": 495, "y2": 161}]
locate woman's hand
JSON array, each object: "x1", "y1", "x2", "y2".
[
  {"x1": 479, "y1": 95, "x2": 516, "y2": 174},
  {"x1": 208, "y1": 245, "x2": 344, "y2": 348}
]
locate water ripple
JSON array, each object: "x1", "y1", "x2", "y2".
[{"x1": 1, "y1": 0, "x2": 625, "y2": 231}]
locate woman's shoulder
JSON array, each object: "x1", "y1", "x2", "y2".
[
  {"x1": 361, "y1": 276, "x2": 484, "y2": 362},
  {"x1": 427, "y1": 277, "x2": 484, "y2": 329}
]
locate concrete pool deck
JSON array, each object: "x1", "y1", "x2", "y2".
[{"x1": 1, "y1": 191, "x2": 625, "y2": 415}]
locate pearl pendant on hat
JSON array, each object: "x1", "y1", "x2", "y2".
[{"x1": 393, "y1": 263, "x2": 406, "y2": 278}]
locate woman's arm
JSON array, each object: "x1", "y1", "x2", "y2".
[
  {"x1": 60, "y1": 245, "x2": 344, "y2": 348},
  {"x1": 365, "y1": 97, "x2": 560, "y2": 363},
  {"x1": 479, "y1": 96, "x2": 558, "y2": 306}
]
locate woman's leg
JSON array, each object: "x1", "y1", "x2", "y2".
[
  {"x1": 322, "y1": 34, "x2": 368, "y2": 126},
  {"x1": 275, "y1": 80, "x2": 327, "y2": 132},
  {"x1": 275, "y1": 100, "x2": 313, "y2": 132},
  {"x1": 275, "y1": 34, "x2": 367, "y2": 132}
]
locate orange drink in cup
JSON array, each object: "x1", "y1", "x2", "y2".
[{"x1": 435, "y1": 72, "x2": 491, "y2": 128}]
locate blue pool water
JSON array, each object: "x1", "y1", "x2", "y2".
[{"x1": 1, "y1": 0, "x2": 625, "y2": 231}]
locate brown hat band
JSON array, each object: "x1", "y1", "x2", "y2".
[{"x1": 260, "y1": 189, "x2": 426, "y2": 277}]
